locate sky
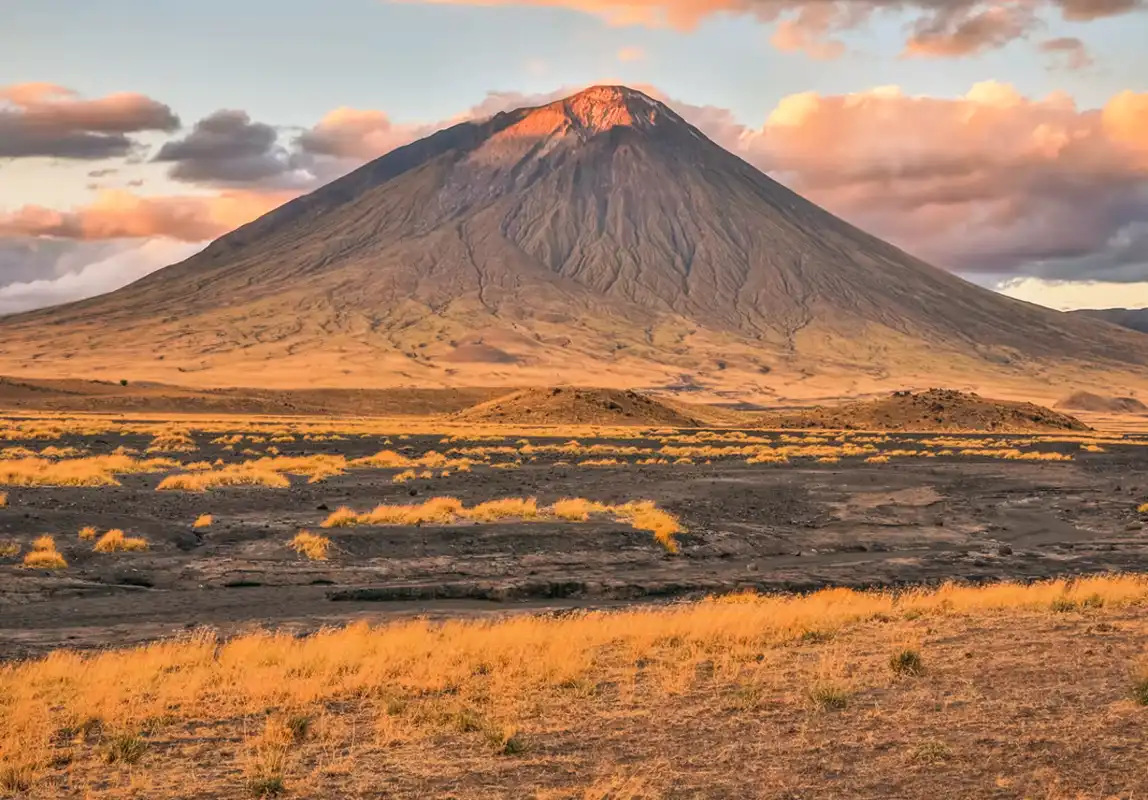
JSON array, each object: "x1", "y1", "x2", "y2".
[{"x1": 1, "y1": 0, "x2": 1146, "y2": 314}]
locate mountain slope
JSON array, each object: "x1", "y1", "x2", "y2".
[{"x1": 3, "y1": 85, "x2": 1147, "y2": 403}]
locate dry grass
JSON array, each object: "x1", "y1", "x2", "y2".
[
  {"x1": 0, "y1": 455, "x2": 177, "y2": 487},
  {"x1": 156, "y1": 466, "x2": 291, "y2": 492},
  {"x1": 78, "y1": 525, "x2": 97, "y2": 541},
  {"x1": 193, "y1": 514, "x2": 213, "y2": 528},
  {"x1": 0, "y1": 540, "x2": 19, "y2": 558},
  {"x1": 21, "y1": 535, "x2": 66, "y2": 569},
  {"x1": 3, "y1": 576, "x2": 1148, "y2": 797},
  {"x1": 319, "y1": 497, "x2": 681, "y2": 551},
  {"x1": 289, "y1": 531, "x2": 330, "y2": 561},
  {"x1": 0, "y1": 490, "x2": 5, "y2": 507},
  {"x1": 92, "y1": 529, "x2": 149, "y2": 553}
]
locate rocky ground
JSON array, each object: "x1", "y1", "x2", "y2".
[{"x1": 3, "y1": 426, "x2": 1148, "y2": 658}]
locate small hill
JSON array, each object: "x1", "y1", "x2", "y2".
[
  {"x1": 1055, "y1": 391, "x2": 1148, "y2": 414},
  {"x1": 756, "y1": 389, "x2": 1089, "y2": 432},
  {"x1": 1069, "y1": 308, "x2": 1148, "y2": 334},
  {"x1": 453, "y1": 387, "x2": 703, "y2": 427}
]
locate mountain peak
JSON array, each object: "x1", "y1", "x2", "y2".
[{"x1": 508, "y1": 85, "x2": 673, "y2": 138}]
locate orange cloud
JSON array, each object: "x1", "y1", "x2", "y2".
[
  {"x1": 617, "y1": 46, "x2": 647, "y2": 61},
  {"x1": 735, "y1": 83, "x2": 1148, "y2": 272},
  {"x1": 403, "y1": 0, "x2": 1145, "y2": 57},
  {"x1": 296, "y1": 107, "x2": 432, "y2": 161},
  {"x1": 0, "y1": 190, "x2": 297, "y2": 242}
]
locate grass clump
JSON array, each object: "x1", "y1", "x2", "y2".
[
  {"x1": 889, "y1": 648, "x2": 925, "y2": 677},
  {"x1": 1131, "y1": 667, "x2": 1148, "y2": 706},
  {"x1": 104, "y1": 732, "x2": 147, "y2": 764},
  {"x1": 550, "y1": 498, "x2": 610, "y2": 521},
  {"x1": 0, "y1": 762, "x2": 33, "y2": 793},
  {"x1": 615, "y1": 501, "x2": 683, "y2": 553},
  {"x1": 157, "y1": 466, "x2": 291, "y2": 492},
  {"x1": 290, "y1": 531, "x2": 330, "y2": 561},
  {"x1": 0, "y1": 540, "x2": 18, "y2": 558},
  {"x1": 193, "y1": 514, "x2": 213, "y2": 528},
  {"x1": 93, "y1": 529, "x2": 149, "y2": 553},
  {"x1": 78, "y1": 525, "x2": 97, "y2": 541},
  {"x1": 23, "y1": 535, "x2": 66, "y2": 569},
  {"x1": 0, "y1": 490, "x2": 6, "y2": 507},
  {"x1": 806, "y1": 680, "x2": 850, "y2": 711}
]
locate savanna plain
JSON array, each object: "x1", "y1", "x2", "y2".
[{"x1": 4, "y1": 405, "x2": 1148, "y2": 798}]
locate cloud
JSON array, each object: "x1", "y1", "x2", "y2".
[
  {"x1": 617, "y1": 46, "x2": 647, "y2": 61},
  {"x1": 406, "y1": 0, "x2": 1145, "y2": 58},
  {"x1": 296, "y1": 107, "x2": 430, "y2": 161},
  {"x1": 710, "y1": 82, "x2": 1148, "y2": 284},
  {"x1": 0, "y1": 82, "x2": 179, "y2": 159},
  {"x1": 1039, "y1": 35, "x2": 1093, "y2": 69},
  {"x1": 153, "y1": 109, "x2": 312, "y2": 188},
  {"x1": 0, "y1": 190, "x2": 295, "y2": 242},
  {"x1": 902, "y1": 5, "x2": 1042, "y2": 58},
  {"x1": 0, "y1": 238, "x2": 203, "y2": 316}
]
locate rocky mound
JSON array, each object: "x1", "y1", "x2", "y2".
[
  {"x1": 758, "y1": 389, "x2": 1089, "y2": 432},
  {"x1": 454, "y1": 387, "x2": 703, "y2": 427},
  {"x1": 1055, "y1": 391, "x2": 1148, "y2": 413}
]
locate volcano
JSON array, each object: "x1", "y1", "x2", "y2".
[{"x1": 3, "y1": 85, "x2": 1147, "y2": 402}]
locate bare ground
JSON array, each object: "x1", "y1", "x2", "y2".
[{"x1": 3, "y1": 426, "x2": 1148, "y2": 658}]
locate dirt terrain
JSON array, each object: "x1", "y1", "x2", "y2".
[{"x1": 2, "y1": 421, "x2": 1146, "y2": 659}]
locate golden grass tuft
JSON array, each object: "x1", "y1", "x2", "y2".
[
  {"x1": 0, "y1": 490, "x2": 6, "y2": 507},
  {"x1": 615, "y1": 501, "x2": 683, "y2": 553},
  {"x1": 0, "y1": 540, "x2": 19, "y2": 558},
  {"x1": 289, "y1": 531, "x2": 331, "y2": 561},
  {"x1": 318, "y1": 496, "x2": 681, "y2": 550},
  {"x1": 0, "y1": 455, "x2": 176, "y2": 487},
  {"x1": 1138, "y1": 502, "x2": 1148, "y2": 514},
  {"x1": 78, "y1": 525, "x2": 97, "y2": 541},
  {"x1": 93, "y1": 529, "x2": 149, "y2": 553},
  {"x1": 23, "y1": 535, "x2": 65, "y2": 569},
  {"x1": 465, "y1": 497, "x2": 540, "y2": 522},
  {"x1": 156, "y1": 466, "x2": 291, "y2": 492},
  {"x1": 319, "y1": 506, "x2": 361, "y2": 528},
  {"x1": 193, "y1": 514, "x2": 213, "y2": 528},
  {"x1": 550, "y1": 498, "x2": 611, "y2": 522}
]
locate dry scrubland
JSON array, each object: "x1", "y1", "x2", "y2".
[
  {"x1": 2, "y1": 577, "x2": 1148, "y2": 798},
  {"x1": 4, "y1": 413, "x2": 1148, "y2": 796}
]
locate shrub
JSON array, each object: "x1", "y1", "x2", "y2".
[
  {"x1": 93, "y1": 529, "x2": 149, "y2": 553},
  {"x1": 889, "y1": 648, "x2": 925, "y2": 677},
  {"x1": 193, "y1": 514, "x2": 213, "y2": 528}
]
